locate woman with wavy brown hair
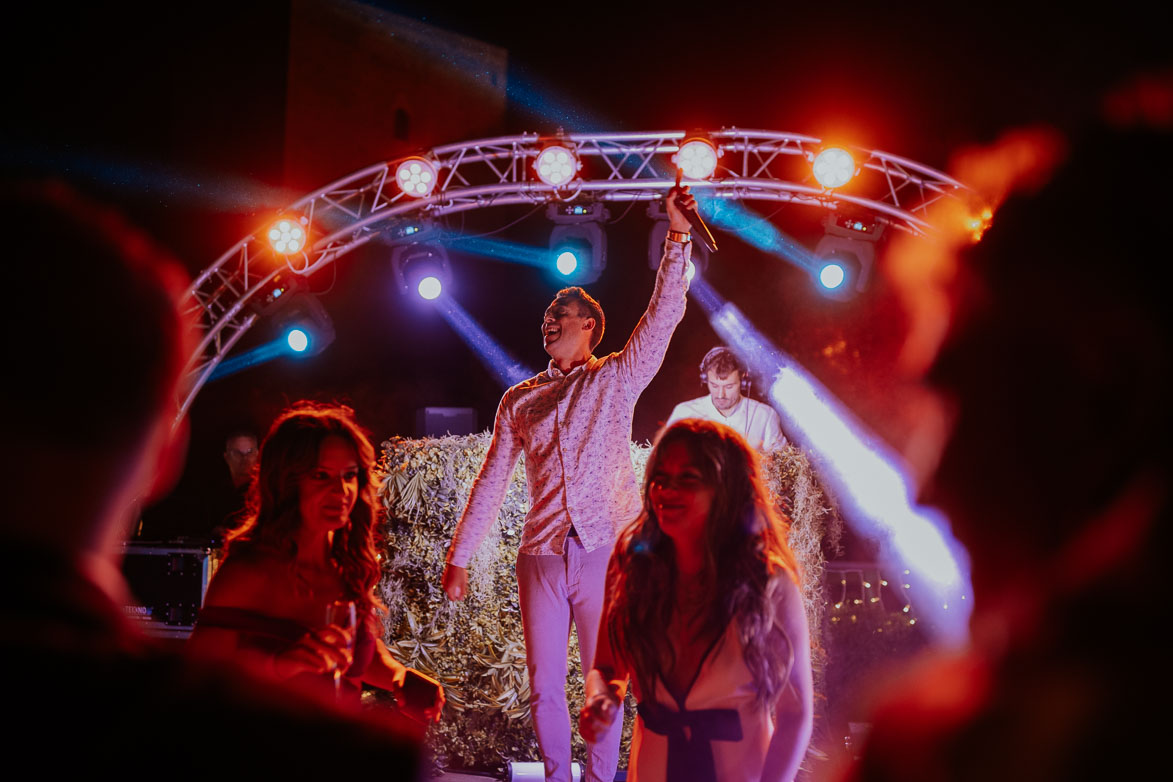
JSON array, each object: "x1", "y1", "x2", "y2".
[
  {"x1": 579, "y1": 419, "x2": 812, "y2": 781},
  {"x1": 189, "y1": 402, "x2": 442, "y2": 719}
]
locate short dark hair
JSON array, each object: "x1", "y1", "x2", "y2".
[
  {"x1": 554, "y1": 286, "x2": 605, "y2": 350},
  {"x1": 701, "y1": 347, "x2": 745, "y2": 379},
  {"x1": 224, "y1": 429, "x2": 259, "y2": 447}
]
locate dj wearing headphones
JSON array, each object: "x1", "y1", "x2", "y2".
[{"x1": 666, "y1": 346, "x2": 786, "y2": 451}]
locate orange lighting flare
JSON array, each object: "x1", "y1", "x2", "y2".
[
  {"x1": 884, "y1": 125, "x2": 1067, "y2": 379},
  {"x1": 965, "y1": 206, "x2": 995, "y2": 242}
]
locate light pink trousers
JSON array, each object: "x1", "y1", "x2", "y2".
[{"x1": 517, "y1": 536, "x2": 623, "y2": 782}]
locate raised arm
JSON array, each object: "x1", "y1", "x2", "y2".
[
  {"x1": 443, "y1": 396, "x2": 523, "y2": 599},
  {"x1": 761, "y1": 573, "x2": 814, "y2": 782},
  {"x1": 613, "y1": 185, "x2": 694, "y2": 392}
]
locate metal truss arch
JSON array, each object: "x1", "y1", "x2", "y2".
[{"x1": 179, "y1": 129, "x2": 976, "y2": 421}]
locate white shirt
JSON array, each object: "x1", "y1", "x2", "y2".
[{"x1": 666, "y1": 394, "x2": 785, "y2": 452}]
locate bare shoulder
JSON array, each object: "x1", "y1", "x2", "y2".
[
  {"x1": 203, "y1": 550, "x2": 288, "y2": 609},
  {"x1": 771, "y1": 571, "x2": 810, "y2": 638}
]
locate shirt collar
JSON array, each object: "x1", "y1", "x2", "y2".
[
  {"x1": 708, "y1": 394, "x2": 745, "y2": 419},
  {"x1": 546, "y1": 355, "x2": 597, "y2": 378}
]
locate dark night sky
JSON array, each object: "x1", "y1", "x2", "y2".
[{"x1": 3, "y1": 1, "x2": 1168, "y2": 535}]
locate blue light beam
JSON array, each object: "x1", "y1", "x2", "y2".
[
  {"x1": 208, "y1": 337, "x2": 297, "y2": 382},
  {"x1": 689, "y1": 275, "x2": 973, "y2": 644},
  {"x1": 434, "y1": 294, "x2": 535, "y2": 389},
  {"x1": 693, "y1": 193, "x2": 822, "y2": 275},
  {"x1": 445, "y1": 235, "x2": 551, "y2": 269}
]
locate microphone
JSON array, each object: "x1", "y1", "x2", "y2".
[{"x1": 673, "y1": 168, "x2": 718, "y2": 253}]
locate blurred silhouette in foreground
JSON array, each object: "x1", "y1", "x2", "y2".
[
  {"x1": 0, "y1": 182, "x2": 421, "y2": 774},
  {"x1": 848, "y1": 79, "x2": 1173, "y2": 780}
]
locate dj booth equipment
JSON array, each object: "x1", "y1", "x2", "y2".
[{"x1": 121, "y1": 541, "x2": 220, "y2": 639}]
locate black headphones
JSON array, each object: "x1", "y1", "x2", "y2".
[{"x1": 699, "y1": 346, "x2": 751, "y2": 395}]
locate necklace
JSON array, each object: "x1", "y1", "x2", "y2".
[{"x1": 289, "y1": 557, "x2": 342, "y2": 599}]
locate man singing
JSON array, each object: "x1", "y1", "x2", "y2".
[
  {"x1": 667, "y1": 346, "x2": 785, "y2": 451},
  {"x1": 443, "y1": 185, "x2": 695, "y2": 781}
]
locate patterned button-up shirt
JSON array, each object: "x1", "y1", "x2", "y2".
[{"x1": 447, "y1": 240, "x2": 691, "y2": 567}]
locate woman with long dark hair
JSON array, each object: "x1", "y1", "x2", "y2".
[
  {"x1": 579, "y1": 419, "x2": 812, "y2": 781},
  {"x1": 189, "y1": 402, "x2": 442, "y2": 719}
]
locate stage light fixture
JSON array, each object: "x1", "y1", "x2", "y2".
[
  {"x1": 645, "y1": 201, "x2": 709, "y2": 278},
  {"x1": 555, "y1": 250, "x2": 579, "y2": 276},
  {"x1": 819, "y1": 262, "x2": 846, "y2": 290},
  {"x1": 286, "y1": 328, "x2": 310, "y2": 352},
  {"x1": 534, "y1": 144, "x2": 580, "y2": 188},
  {"x1": 267, "y1": 217, "x2": 307, "y2": 255},
  {"x1": 396, "y1": 157, "x2": 438, "y2": 198},
  {"x1": 547, "y1": 203, "x2": 607, "y2": 284},
  {"x1": 811, "y1": 212, "x2": 885, "y2": 297},
  {"x1": 273, "y1": 293, "x2": 335, "y2": 357},
  {"x1": 418, "y1": 276, "x2": 443, "y2": 300},
  {"x1": 391, "y1": 243, "x2": 452, "y2": 299},
  {"x1": 250, "y1": 269, "x2": 309, "y2": 316},
  {"x1": 549, "y1": 226, "x2": 605, "y2": 284},
  {"x1": 811, "y1": 147, "x2": 857, "y2": 189},
  {"x1": 673, "y1": 137, "x2": 719, "y2": 180}
]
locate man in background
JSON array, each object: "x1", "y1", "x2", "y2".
[
  {"x1": 210, "y1": 427, "x2": 259, "y2": 535},
  {"x1": 667, "y1": 345, "x2": 785, "y2": 451}
]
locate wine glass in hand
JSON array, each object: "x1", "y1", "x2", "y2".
[{"x1": 325, "y1": 599, "x2": 357, "y2": 696}]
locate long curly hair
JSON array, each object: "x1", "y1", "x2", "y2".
[
  {"x1": 227, "y1": 402, "x2": 384, "y2": 623},
  {"x1": 606, "y1": 419, "x2": 799, "y2": 706}
]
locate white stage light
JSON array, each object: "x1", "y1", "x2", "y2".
[
  {"x1": 556, "y1": 251, "x2": 579, "y2": 276},
  {"x1": 674, "y1": 138, "x2": 719, "y2": 180},
  {"x1": 418, "y1": 276, "x2": 442, "y2": 300},
  {"x1": 812, "y1": 147, "x2": 856, "y2": 189},
  {"x1": 396, "y1": 157, "x2": 438, "y2": 198},
  {"x1": 272, "y1": 293, "x2": 335, "y2": 358},
  {"x1": 286, "y1": 328, "x2": 309, "y2": 352},
  {"x1": 819, "y1": 263, "x2": 846, "y2": 289},
  {"x1": 535, "y1": 145, "x2": 579, "y2": 187},
  {"x1": 268, "y1": 218, "x2": 306, "y2": 255},
  {"x1": 391, "y1": 243, "x2": 452, "y2": 300}
]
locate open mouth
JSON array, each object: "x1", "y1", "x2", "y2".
[{"x1": 543, "y1": 326, "x2": 561, "y2": 344}]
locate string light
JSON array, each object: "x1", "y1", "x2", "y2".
[{"x1": 827, "y1": 564, "x2": 927, "y2": 630}]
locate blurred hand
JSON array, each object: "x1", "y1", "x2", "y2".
[
  {"x1": 273, "y1": 624, "x2": 354, "y2": 679},
  {"x1": 578, "y1": 691, "x2": 620, "y2": 743},
  {"x1": 665, "y1": 183, "x2": 695, "y2": 233},
  {"x1": 443, "y1": 563, "x2": 469, "y2": 601}
]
